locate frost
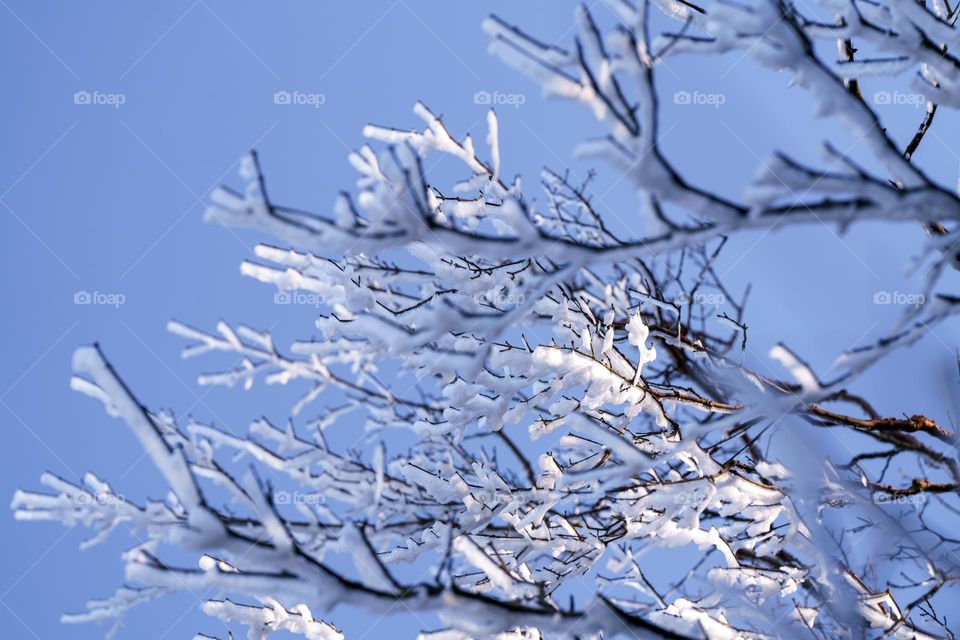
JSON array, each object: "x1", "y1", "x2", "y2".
[{"x1": 15, "y1": 0, "x2": 960, "y2": 638}]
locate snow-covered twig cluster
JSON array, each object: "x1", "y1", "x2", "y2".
[{"x1": 13, "y1": 0, "x2": 960, "y2": 637}]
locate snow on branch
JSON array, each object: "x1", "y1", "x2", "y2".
[{"x1": 13, "y1": 0, "x2": 960, "y2": 637}]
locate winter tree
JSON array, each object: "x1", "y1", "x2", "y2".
[{"x1": 12, "y1": 0, "x2": 960, "y2": 637}]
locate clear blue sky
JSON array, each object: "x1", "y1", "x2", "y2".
[{"x1": 2, "y1": 2, "x2": 958, "y2": 638}]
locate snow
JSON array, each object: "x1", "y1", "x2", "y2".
[{"x1": 14, "y1": 0, "x2": 960, "y2": 637}]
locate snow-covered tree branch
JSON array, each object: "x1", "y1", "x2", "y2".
[{"x1": 12, "y1": 0, "x2": 960, "y2": 637}]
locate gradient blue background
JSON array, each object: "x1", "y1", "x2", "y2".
[{"x1": 3, "y1": 2, "x2": 959, "y2": 638}]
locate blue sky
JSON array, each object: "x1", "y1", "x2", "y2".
[{"x1": 3, "y1": 2, "x2": 959, "y2": 638}]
